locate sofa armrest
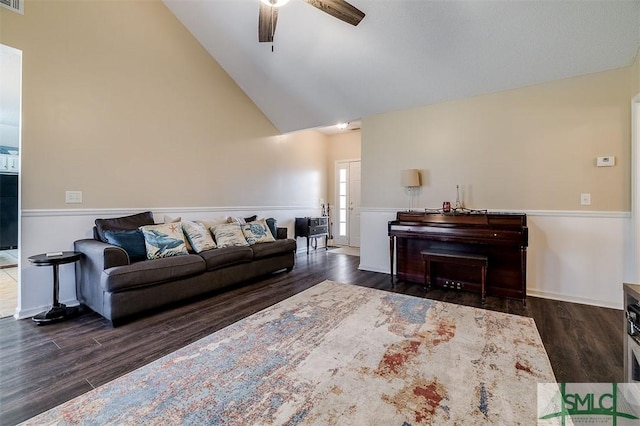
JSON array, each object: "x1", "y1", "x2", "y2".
[
  {"x1": 74, "y1": 239, "x2": 130, "y2": 270},
  {"x1": 276, "y1": 227, "x2": 288, "y2": 240},
  {"x1": 74, "y1": 238, "x2": 131, "y2": 318}
]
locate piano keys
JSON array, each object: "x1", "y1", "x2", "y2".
[{"x1": 388, "y1": 211, "x2": 528, "y2": 302}]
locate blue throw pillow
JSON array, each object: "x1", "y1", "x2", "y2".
[
  {"x1": 103, "y1": 229, "x2": 147, "y2": 262},
  {"x1": 266, "y1": 218, "x2": 277, "y2": 240}
]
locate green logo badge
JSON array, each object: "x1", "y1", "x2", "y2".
[{"x1": 538, "y1": 383, "x2": 640, "y2": 425}]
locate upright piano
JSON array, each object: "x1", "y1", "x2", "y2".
[{"x1": 388, "y1": 211, "x2": 528, "y2": 301}]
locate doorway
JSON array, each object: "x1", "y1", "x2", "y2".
[
  {"x1": 334, "y1": 160, "x2": 361, "y2": 248},
  {"x1": 632, "y1": 93, "x2": 640, "y2": 283},
  {"x1": 0, "y1": 43, "x2": 22, "y2": 318}
]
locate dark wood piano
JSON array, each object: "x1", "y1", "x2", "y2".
[{"x1": 388, "y1": 211, "x2": 528, "y2": 302}]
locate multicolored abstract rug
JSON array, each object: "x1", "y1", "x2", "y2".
[{"x1": 24, "y1": 280, "x2": 555, "y2": 425}]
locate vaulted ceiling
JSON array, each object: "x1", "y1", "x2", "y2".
[{"x1": 163, "y1": 0, "x2": 640, "y2": 134}]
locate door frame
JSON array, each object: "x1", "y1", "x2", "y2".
[
  {"x1": 334, "y1": 159, "x2": 361, "y2": 247},
  {"x1": 0, "y1": 43, "x2": 22, "y2": 319},
  {"x1": 631, "y1": 93, "x2": 640, "y2": 282}
]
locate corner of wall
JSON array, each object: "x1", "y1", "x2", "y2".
[{"x1": 634, "y1": 47, "x2": 640, "y2": 96}]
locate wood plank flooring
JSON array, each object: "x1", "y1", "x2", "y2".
[
  {"x1": 0, "y1": 250, "x2": 623, "y2": 425},
  {"x1": 0, "y1": 267, "x2": 18, "y2": 318}
]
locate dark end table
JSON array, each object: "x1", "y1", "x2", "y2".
[{"x1": 28, "y1": 251, "x2": 82, "y2": 325}]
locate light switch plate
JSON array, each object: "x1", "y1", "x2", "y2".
[{"x1": 65, "y1": 190, "x2": 83, "y2": 204}]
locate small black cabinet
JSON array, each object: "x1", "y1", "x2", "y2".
[
  {"x1": 295, "y1": 217, "x2": 329, "y2": 255},
  {"x1": 0, "y1": 174, "x2": 18, "y2": 249}
]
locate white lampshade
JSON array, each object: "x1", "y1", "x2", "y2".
[{"x1": 401, "y1": 169, "x2": 421, "y2": 187}]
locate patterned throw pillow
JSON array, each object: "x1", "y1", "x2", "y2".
[
  {"x1": 182, "y1": 221, "x2": 216, "y2": 253},
  {"x1": 227, "y1": 216, "x2": 247, "y2": 224},
  {"x1": 212, "y1": 223, "x2": 249, "y2": 248},
  {"x1": 242, "y1": 219, "x2": 276, "y2": 245},
  {"x1": 139, "y1": 223, "x2": 188, "y2": 259},
  {"x1": 163, "y1": 214, "x2": 196, "y2": 252}
]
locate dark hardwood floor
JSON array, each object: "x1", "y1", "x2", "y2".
[{"x1": 0, "y1": 250, "x2": 623, "y2": 425}]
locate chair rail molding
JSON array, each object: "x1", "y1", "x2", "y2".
[{"x1": 359, "y1": 207, "x2": 630, "y2": 309}]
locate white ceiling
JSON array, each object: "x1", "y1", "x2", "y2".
[
  {"x1": 1, "y1": 2, "x2": 636, "y2": 142},
  {"x1": 166, "y1": 2, "x2": 634, "y2": 133}
]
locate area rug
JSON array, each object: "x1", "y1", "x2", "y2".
[{"x1": 24, "y1": 280, "x2": 555, "y2": 425}]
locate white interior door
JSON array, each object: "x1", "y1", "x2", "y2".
[{"x1": 334, "y1": 160, "x2": 361, "y2": 247}]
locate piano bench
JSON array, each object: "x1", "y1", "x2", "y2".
[{"x1": 420, "y1": 249, "x2": 489, "y2": 305}]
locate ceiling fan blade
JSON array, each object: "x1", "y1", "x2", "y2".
[
  {"x1": 304, "y1": 0, "x2": 365, "y2": 26},
  {"x1": 258, "y1": 3, "x2": 279, "y2": 42}
]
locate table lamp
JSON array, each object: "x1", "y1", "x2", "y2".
[{"x1": 401, "y1": 169, "x2": 421, "y2": 210}]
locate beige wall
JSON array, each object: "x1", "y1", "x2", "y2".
[
  {"x1": 326, "y1": 130, "x2": 361, "y2": 207},
  {"x1": 362, "y1": 66, "x2": 634, "y2": 211},
  {"x1": 0, "y1": 0, "x2": 327, "y2": 210}
]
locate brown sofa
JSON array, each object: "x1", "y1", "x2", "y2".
[{"x1": 74, "y1": 212, "x2": 296, "y2": 325}]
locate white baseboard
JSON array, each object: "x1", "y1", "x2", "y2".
[
  {"x1": 526, "y1": 289, "x2": 621, "y2": 310},
  {"x1": 358, "y1": 263, "x2": 388, "y2": 274},
  {"x1": 358, "y1": 264, "x2": 623, "y2": 310},
  {"x1": 14, "y1": 298, "x2": 80, "y2": 320},
  {"x1": 360, "y1": 209, "x2": 630, "y2": 309}
]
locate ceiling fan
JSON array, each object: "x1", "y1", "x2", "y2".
[{"x1": 258, "y1": 0, "x2": 365, "y2": 43}]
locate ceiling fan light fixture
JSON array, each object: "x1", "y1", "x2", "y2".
[{"x1": 261, "y1": 0, "x2": 290, "y2": 8}]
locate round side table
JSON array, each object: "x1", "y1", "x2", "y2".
[{"x1": 28, "y1": 251, "x2": 82, "y2": 325}]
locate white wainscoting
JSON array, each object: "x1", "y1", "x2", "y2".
[
  {"x1": 15, "y1": 206, "x2": 322, "y2": 320},
  {"x1": 360, "y1": 208, "x2": 632, "y2": 310}
]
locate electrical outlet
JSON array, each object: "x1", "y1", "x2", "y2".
[
  {"x1": 65, "y1": 191, "x2": 83, "y2": 204},
  {"x1": 580, "y1": 193, "x2": 591, "y2": 206},
  {"x1": 596, "y1": 156, "x2": 615, "y2": 167}
]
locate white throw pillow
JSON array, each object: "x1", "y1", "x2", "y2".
[
  {"x1": 182, "y1": 221, "x2": 217, "y2": 253},
  {"x1": 211, "y1": 223, "x2": 249, "y2": 248}
]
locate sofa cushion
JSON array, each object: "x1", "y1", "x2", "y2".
[
  {"x1": 95, "y1": 211, "x2": 155, "y2": 242},
  {"x1": 212, "y1": 223, "x2": 249, "y2": 248},
  {"x1": 251, "y1": 239, "x2": 297, "y2": 260},
  {"x1": 182, "y1": 221, "x2": 217, "y2": 253},
  {"x1": 140, "y1": 223, "x2": 188, "y2": 259},
  {"x1": 103, "y1": 229, "x2": 147, "y2": 262},
  {"x1": 242, "y1": 219, "x2": 276, "y2": 245},
  {"x1": 198, "y1": 246, "x2": 253, "y2": 271},
  {"x1": 101, "y1": 255, "x2": 205, "y2": 292}
]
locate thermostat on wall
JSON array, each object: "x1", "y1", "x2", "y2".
[{"x1": 596, "y1": 156, "x2": 615, "y2": 167}]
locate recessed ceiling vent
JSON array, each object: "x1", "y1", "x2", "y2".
[{"x1": 0, "y1": 0, "x2": 23, "y2": 14}]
